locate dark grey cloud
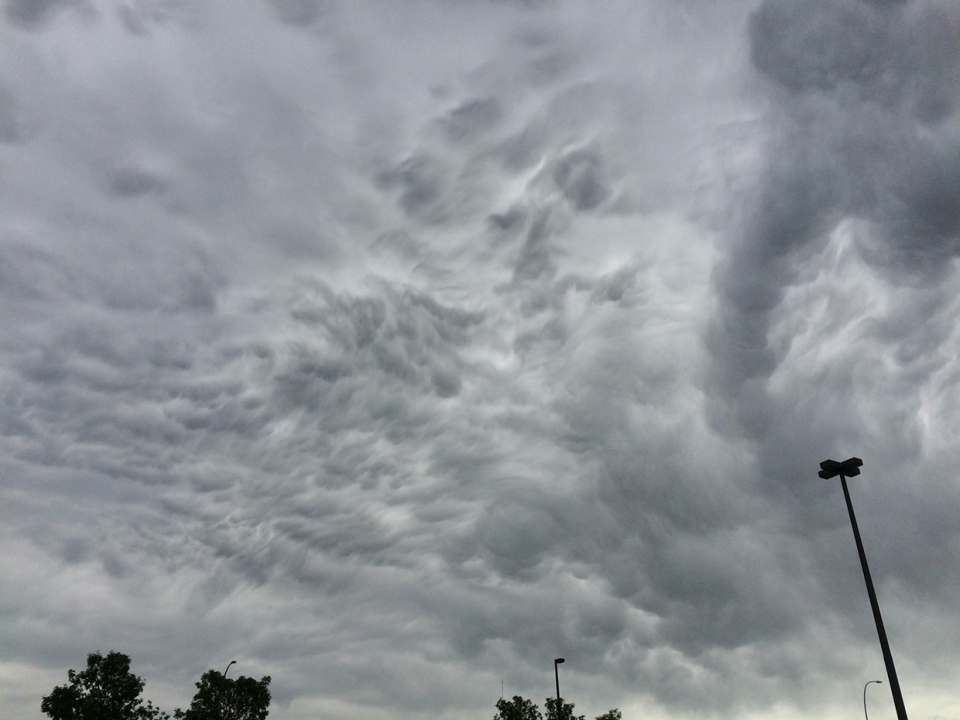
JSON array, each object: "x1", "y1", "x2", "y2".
[
  {"x1": 5, "y1": 0, "x2": 74, "y2": 29},
  {"x1": 268, "y1": 0, "x2": 322, "y2": 27},
  {"x1": 552, "y1": 147, "x2": 610, "y2": 212},
  {"x1": 750, "y1": 0, "x2": 897, "y2": 93},
  {"x1": 695, "y1": 9, "x2": 960, "y2": 718},
  {"x1": 377, "y1": 154, "x2": 451, "y2": 224},
  {"x1": 709, "y1": 0, "x2": 960, "y2": 440},
  {"x1": 107, "y1": 166, "x2": 168, "y2": 198},
  {"x1": 751, "y1": 0, "x2": 960, "y2": 120},
  {"x1": 514, "y1": 211, "x2": 559, "y2": 283},
  {"x1": 0, "y1": 86, "x2": 26, "y2": 142},
  {"x1": 441, "y1": 97, "x2": 505, "y2": 144},
  {"x1": 3, "y1": 3, "x2": 960, "y2": 720}
]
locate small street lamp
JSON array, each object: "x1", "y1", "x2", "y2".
[
  {"x1": 223, "y1": 660, "x2": 236, "y2": 678},
  {"x1": 864, "y1": 680, "x2": 883, "y2": 720},
  {"x1": 818, "y1": 458, "x2": 908, "y2": 720},
  {"x1": 554, "y1": 658, "x2": 565, "y2": 718}
]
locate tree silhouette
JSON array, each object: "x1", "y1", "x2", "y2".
[
  {"x1": 595, "y1": 710, "x2": 622, "y2": 720},
  {"x1": 41, "y1": 651, "x2": 168, "y2": 720},
  {"x1": 495, "y1": 694, "x2": 619, "y2": 720},
  {"x1": 544, "y1": 697, "x2": 585, "y2": 720},
  {"x1": 174, "y1": 669, "x2": 271, "y2": 720},
  {"x1": 495, "y1": 695, "x2": 543, "y2": 720}
]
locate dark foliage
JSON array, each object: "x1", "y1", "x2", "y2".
[
  {"x1": 495, "y1": 695, "x2": 543, "y2": 720},
  {"x1": 595, "y1": 710, "x2": 622, "y2": 720},
  {"x1": 174, "y1": 670, "x2": 271, "y2": 720},
  {"x1": 544, "y1": 697, "x2": 585, "y2": 720},
  {"x1": 41, "y1": 651, "x2": 168, "y2": 720},
  {"x1": 496, "y1": 695, "x2": 619, "y2": 720}
]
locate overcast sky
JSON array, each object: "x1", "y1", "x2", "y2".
[{"x1": 2, "y1": 2, "x2": 960, "y2": 720}]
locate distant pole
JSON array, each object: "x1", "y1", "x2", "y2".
[
  {"x1": 818, "y1": 458, "x2": 908, "y2": 720},
  {"x1": 223, "y1": 660, "x2": 236, "y2": 677},
  {"x1": 864, "y1": 680, "x2": 883, "y2": 720},
  {"x1": 554, "y1": 658, "x2": 565, "y2": 719}
]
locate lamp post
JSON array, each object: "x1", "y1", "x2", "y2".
[
  {"x1": 818, "y1": 458, "x2": 908, "y2": 720},
  {"x1": 864, "y1": 680, "x2": 883, "y2": 720},
  {"x1": 554, "y1": 658, "x2": 565, "y2": 719},
  {"x1": 223, "y1": 660, "x2": 236, "y2": 677}
]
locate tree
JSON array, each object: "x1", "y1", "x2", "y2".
[
  {"x1": 595, "y1": 711, "x2": 622, "y2": 720},
  {"x1": 544, "y1": 697, "x2": 585, "y2": 720},
  {"x1": 41, "y1": 651, "x2": 169, "y2": 720},
  {"x1": 174, "y1": 670, "x2": 271, "y2": 720},
  {"x1": 495, "y1": 695, "x2": 543, "y2": 720}
]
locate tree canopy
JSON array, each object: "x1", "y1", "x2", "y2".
[
  {"x1": 42, "y1": 652, "x2": 271, "y2": 720},
  {"x1": 496, "y1": 695, "x2": 619, "y2": 720},
  {"x1": 544, "y1": 697, "x2": 585, "y2": 720},
  {"x1": 495, "y1": 695, "x2": 543, "y2": 720},
  {"x1": 41, "y1": 651, "x2": 168, "y2": 720},
  {"x1": 594, "y1": 710, "x2": 622, "y2": 720},
  {"x1": 174, "y1": 669, "x2": 271, "y2": 720}
]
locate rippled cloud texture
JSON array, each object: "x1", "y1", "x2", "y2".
[{"x1": 2, "y1": 2, "x2": 960, "y2": 720}]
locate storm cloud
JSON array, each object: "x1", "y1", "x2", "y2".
[{"x1": 2, "y1": 3, "x2": 960, "y2": 720}]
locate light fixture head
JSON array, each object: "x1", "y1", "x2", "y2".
[{"x1": 818, "y1": 457, "x2": 863, "y2": 479}]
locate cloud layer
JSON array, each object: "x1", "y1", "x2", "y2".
[{"x1": 2, "y1": 2, "x2": 960, "y2": 720}]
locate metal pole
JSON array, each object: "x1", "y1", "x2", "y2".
[
  {"x1": 840, "y1": 473, "x2": 908, "y2": 720},
  {"x1": 554, "y1": 658, "x2": 564, "y2": 720},
  {"x1": 864, "y1": 680, "x2": 882, "y2": 720}
]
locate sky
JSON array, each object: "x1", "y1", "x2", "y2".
[{"x1": 1, "y1": 1, "x2": 960, "y2": 720}]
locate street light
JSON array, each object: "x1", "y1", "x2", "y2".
[
  {"x1": 818, "y1": 458, "x2": 908, "y2": 720},
  {"x1": 223, "y1": 660, "x2": 236, "y2": 677},
  {"x1": 864, "y1": 680, "x2": 883, "y2": 720},
  {"x1": 554, "y1": 658, "x2": 565, "y2": 718}
]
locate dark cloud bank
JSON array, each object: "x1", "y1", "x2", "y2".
[{"x1": 2, "y1": 3, "x2": 960, "y2": 720}]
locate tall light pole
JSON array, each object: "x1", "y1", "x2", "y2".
[
  {"x1": 818, "y1": 458, "x2": 908, "y2": 720},
  {"x1": 864, "y1": 680, "x2": 883, "y2": 720},
  {"x1": 554, "y1": 658, "x2": 565, "y2": 719},
  {"x1": 223, "y1": 660, "x2": 236, "y2": 677}
]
